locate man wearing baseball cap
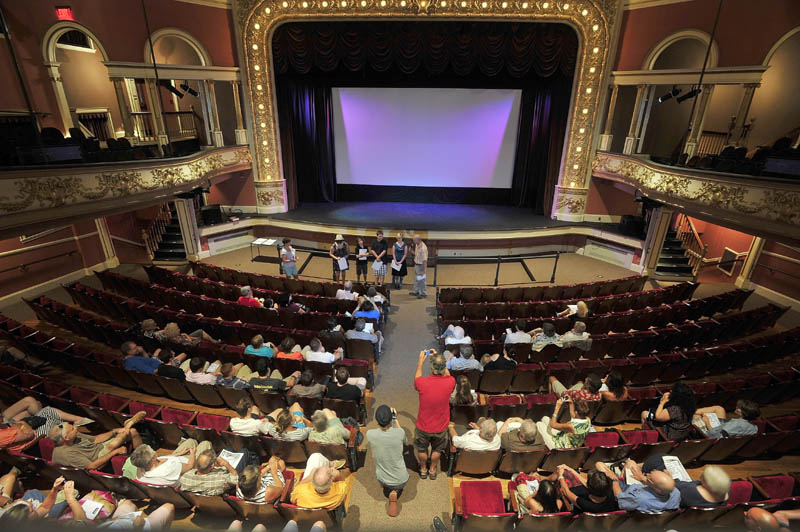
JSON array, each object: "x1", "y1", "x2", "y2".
[{"x1": 366, "y1": 404, "x2": 409, "y2": 517}]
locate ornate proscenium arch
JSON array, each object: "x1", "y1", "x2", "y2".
[{"x1": 235, "y1": 0, "x2": 620, "y2": 219}]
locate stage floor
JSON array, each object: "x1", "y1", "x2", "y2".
[{"x1": 269, "y1": 202, "x2": 625, "y2": 233}]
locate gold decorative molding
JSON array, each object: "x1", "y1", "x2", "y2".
[
  {"x1": 552, "y1": 185, "x2": 588, "y2": 220},
  {"x1": 593, "y1": 151, "x2": 800, "y2": 245},
  {"x1": 236, "y1": 0, "x2": 618, "y2": 202},
  {"x1": 255, "y1": 179, "x2": 287, "y2": 212}
]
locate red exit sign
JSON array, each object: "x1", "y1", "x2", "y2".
[{"x1": 55, "y1": 6, "x2": 74, "y2": 20}]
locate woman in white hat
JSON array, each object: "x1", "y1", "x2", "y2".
[{"x1": 329, "y1": 234, "x2": 349, "y2": 283}]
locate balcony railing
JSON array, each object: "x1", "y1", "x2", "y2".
[
  {"x1": 131, "y1": 112, "x2": 156, "y2": 144},
  {"x1": 164, "y1": 111, "x2": 199, "y2": 141}
]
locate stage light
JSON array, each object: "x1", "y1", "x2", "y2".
[
  {"x1": 266, "y1": 158, "x2": 270, "y2": 163},
  {"x1": 589, "y1": 67, "x2": 596, "y2": 73},
  {"x1": 260, "y1": 122, "x2": 266, "y2": 128},
  {"x1": 570, "y1": 181, "x2": 575, "y2": 187},
  {"x1": 522, "y1": 2, "x2": 528, "y2": 7},
  {"x1": 254, "y1": 65, "x2": 261, "y2": 71},
  {"x1": 676, "y1": 88, "x2": 701, "y2": 103},
  {"x1": 323, "y1": 1, "x2": 329, "y2": 5},
  {"x1": 254, "y1": 23, "x2": 260, "y2": 29},
  {"x1": 542, "y1": 1, "x2": 548, "y2": 7},
  {"x1": 581, "y1": 8, "x2": 588, "y2": 15},
  {"x1": 573, "y1": 164, "x2": 579, "y2": 170},
  {"x1": 258, "y1": 104, "x2": 264, "y2": 110},
  {"x1": 461, "y1": 1, "x2": 466, "y2": 6},
  {"x1": 657, "y1": 87, "x2": 681, "y2": 103},
  {"x1": 179, "y1": 83, "x2": 199, "y2": 97},
  {"x1": 592, "y1": 47, "x2": 599, "y2": 54},
  {"x1": 381, "y1": 0, "x2": 386, "y2": 5},
  {"x1": 303, "y1": 2, "x2": 308, "y2": 6},
  {"x1": 563, "y1": 3, "x2": 569, "y2": 9},
  {"x1": 361, "y1": 1, "x2": 366, "y2": 6},
  {"x1": 400, "y1": 1, "x2": 406, "y2": 6},
  {"x1": 262, "y1": 140, "x2": 268, "y2": 145},
  {"x1": 160, "y1": 80, "x2": 183, "y2": 99},
  {"x1": 579, "y1": 128, "x2": 585, "y2": 133},
  {"x1": 252, "y1": 44, "x2": 258, "y2": 50},
  {"x1": 582, "y1": 108, "x2": 588, "y2": 114},
  {"x1": 586, "y1": 88, "x2": 592, "y2": 94},
  {"x1": 282, "y1": 1, "x2": 288, "y2": 6},
  {"x1": 265, "y1": 7, "x2": 271, "y2": 13},
  {"x1": 481, "y1": 2, "x2": 487, "y2": 7},
  {"x1": 592, "y1": 24, "x2": 599, "y2": 31},
  {"x1": 501, "y1": 1, "x2": 507, "y2": 7},
  {"x1": 576, "y1": 146, "x2": 582, "y2": 152}
]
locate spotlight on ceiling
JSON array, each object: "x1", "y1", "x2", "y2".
[
  {"x1": 180, "y1": 83, "x2": 199, "y2": 97},
  {"x1": 160, "y1": 80, "x2": 184, "y2": 99},
  {"x1": 657, "y1": 87, "x2": 682, "y2": 104},
  {"x1": 676, "y1": 87, "x2": 701, "y2": 104}
]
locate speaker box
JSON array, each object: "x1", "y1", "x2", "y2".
[{"x1": 201, "y1": 205, "x2": 225, "y2": 226}]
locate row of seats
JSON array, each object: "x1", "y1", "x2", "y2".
[
  {"x1": 441, "y1": 288, "x2": 754, "y2": 339},
  {"x1": 436, "y1": 275, "x2": 647, "y2": 304},
  {"x1": 189, "y1": 262, "x2": 390, "y2": 299},
  {"x1": 438, "y1": 282, "x2": 696, "y2": 321},
  {"x1": 461, "y1": 303, "x2": 787, "y2": 359}
]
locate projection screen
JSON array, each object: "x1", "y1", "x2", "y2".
[{"x1": 332, "y1": 87, "x2": 522, "y2": 189}]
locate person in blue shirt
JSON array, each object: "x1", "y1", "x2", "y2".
[
  {"x1": 244, "y1": 334, "x2": 275, "y2": 358},
  {"x1": 597, "y1": 462, "x2": 680, "y2": 514},
  {"x1": 121, "y1": 341, "x2": 161, "y2": 374},
  {"x1": 444, "y1": 344, "x2": 483, "y2": 373},
  {"x1": 353, "y1": 298, "x2": 381, "y2": 322}
]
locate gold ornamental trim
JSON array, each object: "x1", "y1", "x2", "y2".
[{"x1": 236, "y1": 0, "x2": 618, "y2": 196}]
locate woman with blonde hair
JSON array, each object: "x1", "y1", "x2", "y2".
[
  {"x1": 557, "y1": 300, "x2": 593, "y2": 321},
  {"x1": 675, "y1": 465, "x2": 730, "y2": 507}
]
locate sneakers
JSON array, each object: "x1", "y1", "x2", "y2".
[
  {"x1": 387, "y1": 490, "x2": 399, "y2": 517},
  {"x1": 409, "y1": 291, "x2": 419, "y2": 296}
]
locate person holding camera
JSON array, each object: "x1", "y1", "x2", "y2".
[
  {"x1": 366, "y1": 405, "x2": 408, "y2": 517},
  {"x1": 535, "y1": 397, "x2": 592, "y2": 450},
  {"x1": 413, "y1": 349, "x2": 454, "y2": 481}
]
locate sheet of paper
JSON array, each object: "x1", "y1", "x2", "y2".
[
  {"x1": 372, "y1": 260, "x2": 384, "y2": 272},
  {"x1": 364, "y1": 322, "x2": 374, "y2": 333},
  {"x1": 264, "y1": 239, "x2": 276, "y2": 245},
  {"x1": 625, "y1": 468, "x2": 643, "y2": 485},
  {"x1": 416, "y1": 274, "x2": 426, "y2": 281},
  {"x1": 219, "y1": 449, "x2": 244, "y2": 469},
  {"x1": 81, "y1": 498, "x2": 105, "y2": 520},
  {"x1": 567, "y1": 304, "x2": 578, "y2": 313},
  {"x1": 337, "y1": 257, "x2": 349, "y2": 270},
  {"x1": 391, "y1": 261, "x2": 402, "y2": 271},
  {"x1": 525, "y1": 479, "x2": 539, "y2": 494},
  {"x1": 704, "y1": 413, "x2": 722, "y2": 428},
  {"x1": 252, "y1": 238, "x2": 268, "y2": 245},
  {"x1": 663, "y1": 455, "x2": 692, "y2": 482},
  {"x1": 206, "y1": 362, "x2": 220, "y2": 373}
]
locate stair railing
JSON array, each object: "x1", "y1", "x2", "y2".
[
  {"x1": 674, "y1": 213, "x2": 707, "y2": 279},
  {"x1": 142, "y1": 203, "x2": 173, "y2": 260}
]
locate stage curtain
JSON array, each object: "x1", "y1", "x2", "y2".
[{"x1": 275, "y1": 78, "x2": 337, "y2": 205}]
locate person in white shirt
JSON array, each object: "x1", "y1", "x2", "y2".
[
  {"x1": 229, "y1": 398, "x2": 274, "y2": 437},
  {"x1": 442, "y1": 325, "x2": 473, "y2": 346},
  {"x1": 505, "y1": 319, "x2": 533, "y2": 344},
  {"x1": 130, "y1": 441, "x2": 203, "y2": 487},
  {"x1": 561, "y1": 321, "x2": 589, "y2": 344},
  {"x1": 304, "y1": 338, "x2": 343, "y2": 364},
  {"x1": 335, "y1": 281, "x2": 358, "y2": 301},
  {"x1": 280, "y1": 238, "x2": 299, "y2": 279},
  {"x1": 448, "y1": 417, "x2": 501, "y2": 451}
]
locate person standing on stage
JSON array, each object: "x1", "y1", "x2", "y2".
[
  {"x1": 281, "y1": 238, "x2": 298, "y2": 279},
  {"x1": 411, "y1": 235, "x2": 428, "y2": 299},
  {"x1": 329, "y1": 234, "x2": 349, "y2": 283},
  {"x1": 391, "y1": 233, "x2": 408, "y2": 290},
  {"x1": 371, "y1": 230, "x2": 389, "y2": 287},
  {"x1": 355, "y1": 237, "x2": 370, "y2": 284}
]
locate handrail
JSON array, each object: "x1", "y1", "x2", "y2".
[
  {"x1": 142, "y1": 203, "x2": 173, "y2": 260},
  {"x1": 0, "y1": 250, "x2": 77, "y2": 274},
  {"x1": 685, "y1": 215, "x2": 704, "y2": 250}
]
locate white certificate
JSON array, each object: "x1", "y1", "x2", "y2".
[
  {"x1": 391, "y1": 261, "x2": 402, "y2": 271},
  {"x1": 337, "y1": 257, "x2": 349, "y2": 270},
  {"x1": 372, "y1": 260, "x2": 384, "y2": 272}
]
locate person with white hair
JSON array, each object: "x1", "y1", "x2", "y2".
[
  {"x1": 447, "y1": 417, "x2": 501, "y2": 451},
  {"x1": 129, "y1": 439, "x2": 205, "y2": 487},
  {"x1": 442, "y1": 325, "x2": 473, "y2": 346},
  {"x1": 335, "y1": 280, "x2": 357, "y2": 300},
  {"x1": 498, "y1": 417, "x2": 546, "y2": 451},
  {"x1": 444, "y1": 344, "x2": 482, "y2": 372},
  {"x1": 410, "y1": 234, "x2": 428, "y2": 298},
  {"x1": 49, "y1": 411, "x2": 146, "y2": 470},
  {"x1": 237, "y1": 286, "x2": 263, "y2": 308},
  {"x1": 561, "y1": 321, "x2": 589, "y2": 343},
  {"x1": 597, "y1": 462, "x2": 680, "y2": 513},
  {"x1": 675, "y1": 465, "x2": 730, "y2": 507},
  {"x1": 179, "y1": 447, "x2": 239, "y2": 496},
  {"x1": 308, "y1": 409, "x2": 350, "y2": 445},
  {"x1": 290, "y1": 453, "x2": 354, "y2": 509}
]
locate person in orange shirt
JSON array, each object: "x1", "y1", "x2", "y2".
[{"x1": 275, "y1": 337, "x2": 304, "y2": 361}]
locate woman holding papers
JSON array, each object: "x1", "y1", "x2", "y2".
[
  {"x1": 390, "y1": 233, "x2": 408, "y2": 289},
  {"x1": 329, "y1": 234, "x2": 349, "y2": 283}
]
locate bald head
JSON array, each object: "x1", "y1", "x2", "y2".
[
  {"x1": 648, "y1": 470, "x2": 676, "y2": 496},
  {"x1": 312, "y1": 466, "x2": 333, "y2": 494},
  {"x1": 479, "y1": 418, "x2": 498, "y2": 442},
  {"x1": 196, "y1": 449, "x2": 217, "y2": 473},
  {"x1": 744, "y1": 507, "x2": 781, "y2": 531}
]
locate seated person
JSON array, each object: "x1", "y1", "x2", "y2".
[
  {"x1": 245, "y1": 335, "x2": 275, "y2": 358},
  {"x1": 596, "y1": 462, "x2": 680, "y2": 513},
  {"x1": 237, "y1": 458, "x2": 286, "y2": 503},
  {"x1": 305, "y1": 338, "x2": 343, "y2": 364},
  {"x1": 277, "y1": 292, "x2": 305, "y2": 314},
  {"x1": 326, "y1": 368, "x2": 365, "y2": 401},
  {"x1": 50, "y1": 412, "x2": 146, "y2": 470},
  {"x1": 549, "y1": 373, "x2": 602, "y2": 402},
  {"x1": 290, "y1": 453, "x2": 354, "y2": 509},
  {"x1": 248, "y1": 358, "x2": 301, "y2": 393},
  {"x1": 237, "y1": 286, "x2": 264, "y2": 307},
  {"x1": 560, "y1": 321, "x2": 589, "y2": 344},
  {"x1": 120, "y1": 341, "x2": 160, "y2": 374},
  {"x1": 441, "y1": 325, "x2": 472, "y2": 347},
  {"x1": 345, "y1": 318, "x2": 381, "y2": 355},
  {"x1": 289, "y1": 370, "x2": 326, "y2": 399},
  {"x1": 216, "y1": 362, "x2": 254, "y2": 390},
  {"x1": 448, "y1": 417, "x2": 501, "y2": 451},
  {"x1": 269, "y1": 403, "x2": 312, "y2": 441},
  {"x1": 353, "y1": 298, "x2": 380, "y2": 323},
  {"x1": 641, "y1": 382, "x2": 696, "y2": 441},
  {"x1": 130, "y1": 440, "x2": 204, "y2": 487},
  {"x1": 675, "y1": 465, "x2": 730, "y2": 507},
  {"x1": 154, "y1": 322, "x2": 216, "y2": 345},
  {"x1": 535, "y1": 465, "x2": 617, "y2": 514},
  {"x1": 515, "y1": 478, "x2": 562, "y2": 515},
  {"x1": 308, "y1": 409, "x2": 350, "y2": 445},
  {"x1": 499, "y1": 418, "x2": 546, "y2": 452},
  {"x1": 483, "y1": 348, "x2": 517, "y2": 371},
  {"x1": 599, "y1": 371, "x2": 629, "y2": 401},
  {"x1": 556, "y1": 300, "x2": 593, "y2": 321},
  {"x1": 154, "y1": 348, "x2": 186, "y2": 381},
  {"x1": 319, "y1": 318, "x2": 345, "y2": 344},
  {"x1": 450, "y1": 375, "x2": 478, "y2": 406},
  {"x1": 180, "y1": 447, "x2": 239, "y2": 496},
  {"x1": 745, "y1": 507, "x2": 800, "y2": 531},
  {"x1": 445, "y1": 345, "x2": 482, "y2": 372},
  {"x1": 230, "y1": 398, "x2": 273, "y2": 436},
  {"x1": 185, "y1": 357, "x2": 221, "y2": 385},
  {"x1": 535, "y1": 398, "x2": 592, "y2": 450},
  {"x1": 530, "y1": 322, "x2": 561, "y2": 347},
  {"x1": 694, "y1": 400, "x2": 760, "y2": 438},
  {"x1": 365, "y1": 286, "x2": 386, "y2": 313},
  {"x1": 0, "y1": 396, "x2": 88, "y2": 452},
  {"x1": 0, "y1": 473, "x2": 66, "y2": 521},
  {"x1": 276, "y1": 337, "x2": 305, "y2": 361},
  {"x1": 335, "y1": 281, "x2": 358, "y2": 301},
  {"x1": 505, "y1": 320, "x2": 532, "y2": 344},
  {"x1": 93, "y1": 500, "x2": 174, "y2": 530}
]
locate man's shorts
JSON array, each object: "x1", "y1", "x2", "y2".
[
  {"x1": 283, "y1": 263, "x2": 298, "y2": 276},
  {"x1": 413, "y1": 427, "x2": 449, "y2": 453}
]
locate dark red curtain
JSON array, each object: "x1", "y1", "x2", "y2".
[{"x1": 273, "y1": 21, "x2": 578, "y2": 212}]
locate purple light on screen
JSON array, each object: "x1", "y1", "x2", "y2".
[{"x1": 333, "y1": 88, "x2": 522, "y2": 188}]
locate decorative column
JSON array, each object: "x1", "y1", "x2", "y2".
[
  {"x1": 111, "y1": 78, "x2": 136, "y2": 144},
  {"x1": 684, "y1": 84, "x2": 715, "y2": 157},
  {"x1": 735, "y1": 237, "x2": 765, "y2": 289},
  {"x1": 598, "y1": 84, "x2": 619, "y2": 151},
  {"x1": 197, "y1": 81, "x2": 214, "y2": 146},
  {"x1": 144, "y1": 79, "x2": 169, "y2": 150},
  {"x1": 732, "y1": 83, "x2": 759, "y2": 146},
  {"x1": 231, "y1": 80, "x2": 248, "y2": 145},
  {"x1": 642, "y1": 206, "x2": 674, "y2": 276},
  {"x1": 45, "y1": 62, "x2": 74, "y2": 134},
  {"x1": 95, "y1": 218, "x2": 120, "y2": 269},
  {"x1": 623, "y1": 84, "x2": 647, "y2": 155},
  {"x1": 173, "y1": 199, "x2": 201, "y2": 262},
  {"x1": 206, "y1": 80, "x2": 225, "y2": 147}
]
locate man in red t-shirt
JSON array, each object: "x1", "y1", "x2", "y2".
[
  {"x1": 237, "y1": 285, "x2": 263, "y2": 307},
  {"x1": 413, "y1": 349, "x2": 454, "y2": 480}
]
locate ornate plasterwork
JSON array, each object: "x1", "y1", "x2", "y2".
[
  {"x1": 553, "y1": 185, "x2": 588, "y2": 219},
  {"x1": 593, "y1": 152, "x2": 800, "y2": 242},
  {"x1": 236, "y1": 0, "x2": 618, "y2": 202},
  {"x1": 255, "y1": 180, "x2": 287, "y2": 211},
  {"x1": 0, "y1": 146, "x2": 252, "y2": 216}
]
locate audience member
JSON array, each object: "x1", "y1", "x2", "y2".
[
  {"x1": 305, "y1": 338, "x2": 343, "y2": 364},
  {"x1": 309, "y1": 409, "x2": 350, "y2": 445},
  {"x1": 290, "y1": 370, "x2": 326, "y2": 398},
  {"x1": 367, "y1": 405, "x2": 407, "y2": 517},
  {"x1": 180, "y1": 447, "x2": 239, "y2": 496},
  {"x1": 346, "y1": 318, "x2": 381, "y2": 355},
  {"x1": 553, "y1": 465, "x2": 617, "y2": 514},
  {"x1": 597, "y1": 463, "x2": 680, "y2": 513},
  {"x1": 319, "y1": 318, "x2": 345, "y2": 345},
  {"x1": 330, "y1": 235, "x2": 349, "y2": 283},
  {"x1": 411, "y1": 235, "x2": 428, "y2": 298},
  {"x1": 516, "y1": 479, "x2": 562, "y2": 514},
  {"x1": 236, "y1": 458, "x2": 286, "y2": 503},
  {"x1": 414, "y1": 350, "x2": 454, "y2": 480},
  {"x1": 280, "y1": 238, "x2": 299, "y2": 279},
  {"x1": 675, "y1": 465, "x2": 730, "y2": 507},
  {"x1": 450, "y1": 375, "x2": 478, "y2": 405},
  {"x1": 561, "y1": 321, "x2": 589, "y2": 344},
  {"x1": 354, "y1": 298, "x2": 381, "y2": 322},
  {"x1": 445, "y1": 345, "x2": 482, "y2": 372},
  {"x1": 290, "y1": 453, "x2": 354, "y2": 509},
  {"x1": 642, "y1": 382, "x2": 696, "y2": 441},
  {"x1": 120, "y1": 341, "x2": 160, "y2": 374},
  {"x1": 370, "y1": 230, "x2": 389, "y2": 287},
  {"x1": 237, "y1": 286, "x2": 263, "y2": 308},
  {"x1": 0, "y1": 474, "x2": 66, "y2": 521},
  {"x1": 0, "y1": 396, "x2": 88, "y2": 452},
  {"x1": 355, "y1": 237, "x2": 370, "y2": 283},
  {"x1": 229, "y1": 398, "x2": 272, "y2": 436},
  {"x1": 483, "y1": 348, "x2": 517, "y2": 371},
  {"x1": 694, "y1": 400, "x2": 760, "y2": 438},
  {"x1": 50, "y1": 412, "x2": 145, "y2": 470},
  {"x1": 130, "y1": 440, "x2": 203, "y2": 487},
  {"x1": 498, "y1": 418, "x2": 545, "y2": 451},
  {"x1": 154, "y1": 348, "x2": 186, "y2": 381},
  {"x1": 276, "y1": 337, "x2": 305, "y2": 361},
  {"x1": 599, "y1": 371, "x2": 629, "y2": 401},
  {"x1": 326, "y1": 367, "x2": 364, "y2": 401},
  {"x1": 557, "y1": 300, "x2": 593, "y2": 322},
  {"x1": 154, "y1": 322, "x2": 215, "y2": 345},
  {"x1": 185, "y1": 357, "x2": 220, "y2": 385},
  {"x1": 549, "y1": 374, "x2": 602, "y2": 402},
  {"x1": 245, "y1": 335, "x2": 275, "y2": 358},
  {"x1": 335, "y1": 280, "x2": 357, "y2": 300},
  {"x1": 366, "y1": 286, "x2": 387, "y2": 311},
  {"x1": 217, "y1": 362, "x2": 253, "y2": 390},
  {"x1": 248, "y1": 358, "x2": 301, "y2": 392},
  {"x1": 536, "y1": 398, "x2": 592, "y2": 450},
  {"x1": 745, "y1": 507, "x2": 800, "y2": 531},
  {"x1": 391, "y1": 233, "x2": 408, "y2": 290},
  {"x1": 531, "y1": 323, "x2": 561, "y2": 347},
  {"x1": 95, "y1": 500, "x2": 175, "y2": 530},
  {"x1": 505, "y1": 320, "x2": 532, "y2": 344},
  {"x1": 448, "y1": 417, "x2": 501, "y2": 451},
  {"x1": 277, "y1": 292, "x2": 305, "y2": 314},
  {"x1": 441, "y1": 325, "x2": 472, "y2": 346},
  {"x1": 269, "y1": 403, "x2": 311, "y2": 441}
]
